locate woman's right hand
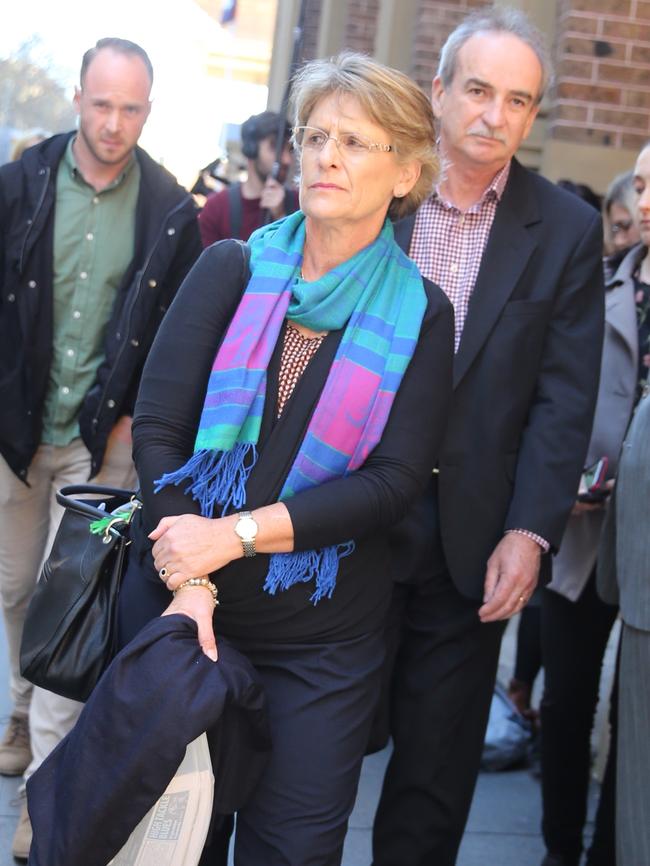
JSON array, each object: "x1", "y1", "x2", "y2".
[{"x1": 161, "y1": 583, "x2": 218, "y2": 662}]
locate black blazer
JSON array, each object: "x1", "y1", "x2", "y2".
[
  {"x1": 27, "y1": 615, "x2": 271, "y2": 866},
  {"x1": 394, "y1": 158, "x2": 605, "y2": 599}
]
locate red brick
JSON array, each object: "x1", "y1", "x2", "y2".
[
  {"x1": 621, "y1": 131, "x2": 650, "y2": 149},
  {"x1": 598, "y1": 63, "x2": 650, "y2": 86},
  {"x1": 563, "y1": 14, "x2": 598, "y2": 35},
  {"x1": 564, "y1": 0, "x2": 631, "y2": 12},
  {"x1": 556, "y1": 57, "x2": 596, "y2": 79},
  {"x1": 554, "y1": 103, "x2": 589, "y2": 122},
  {"x1": 592, "y1": 108, "x2": 650, "y2": 130},
  {"x1": 636, "y1": 0, "x2": 650, "y2": 21},
  {"x1": 550, "y1": 124, "x2": 617, "y2": 147},
  {"x1": 561, "y1": 36, "x2": 625, "y2": 61},
  {"x1": 631, "y1": 44, "x2": 650, "y2": 65},
  {"x1": 601, "y1": 19, "x2": 650, "y2": 40},
  {"x1": 623, "y1": 89, "x2": 650, "y2": 109},
  {"x1": 556, "y1": 81, "x2": 622, "y2": 103}
]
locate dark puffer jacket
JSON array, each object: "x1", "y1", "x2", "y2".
[{"x1": 0, "y1": 132, "x2": 202, "y2": 481}]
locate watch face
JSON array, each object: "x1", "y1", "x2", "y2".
[{"x1": 236, "y1": 516, "x2": 258, "y2": 539}]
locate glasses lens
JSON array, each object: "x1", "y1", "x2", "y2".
[
  {"x1": 339, "y1": 133, "x2": 371, "y2": 153},
  {"x1": 296, "y1": 127, "x2": 327, "y2": 150}
]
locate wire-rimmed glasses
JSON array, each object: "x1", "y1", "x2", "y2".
[{"x1": 293, "y1": 126, "x2": 394, "y2": 157}]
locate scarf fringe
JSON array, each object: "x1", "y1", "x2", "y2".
[
  {"x1": 264, "y1": 541, "x2": 355, "y2": 604},
  {"x1": 154, "y1": 443, "x2": 258, "y2": 516}
]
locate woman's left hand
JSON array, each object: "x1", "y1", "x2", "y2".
[
  {"x1": 161, "y1": 584, "x2": 219, "y2": 661},
  {"x1": 150, "y1": 514, "x2": 239, "y2": 590}
]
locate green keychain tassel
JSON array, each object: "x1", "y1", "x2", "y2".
[{"x1": 89, "y1": 499, "x2": 140, "y2": 536}]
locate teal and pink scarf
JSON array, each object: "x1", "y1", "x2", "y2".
[{"x1": 155, "y1": 210, "x2": 427, "y2": 602}]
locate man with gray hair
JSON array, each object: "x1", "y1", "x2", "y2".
[
  {"x1": 371, "y1": 7, "x2": 604, "y2": 865},
  {"x1": 0, "y1": 37, "x2": 201, "y2": 858}
]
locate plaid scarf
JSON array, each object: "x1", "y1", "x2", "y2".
[{"x1": 155, "y1": 210, "x2": 426, "y2": 602}]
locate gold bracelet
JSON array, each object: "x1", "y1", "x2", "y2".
[{"x1": 173, "y1": 577, "x2": 219, "y2": 607}]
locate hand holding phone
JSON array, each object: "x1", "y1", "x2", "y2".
[{"x1": 577, "y1": 457, "x2": 609, "y2": 503}]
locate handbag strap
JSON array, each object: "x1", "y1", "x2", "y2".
[{"x1": 56, "y1": 485, "x2": 139, "y2": 521}]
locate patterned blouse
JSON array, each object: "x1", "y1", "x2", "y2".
[{"x1": 277, "y1": 322, "x2": 326, "y2": 418}]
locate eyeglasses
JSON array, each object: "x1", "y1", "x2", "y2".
[
  {"x1": 611, "y1": 219, "x2": 634, "y2": 235},
  {"x1": 293, "y1": 126, "x2": 393, "y2": 156}
]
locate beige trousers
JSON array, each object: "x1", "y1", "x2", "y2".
[{"x1": 0, "y1": 435, "x2": 137, "y2": 779}]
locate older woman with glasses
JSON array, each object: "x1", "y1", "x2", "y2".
[{"x1": 117, "y1": 52, "x2": 454, "y2": 864}]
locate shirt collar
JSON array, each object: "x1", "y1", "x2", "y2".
[
  {"x1": 432, "y1": 159, "x2": 511, "y2": 212},
  {"x1": 65, "y1": 136, "x2": 136, "y2": 190}
]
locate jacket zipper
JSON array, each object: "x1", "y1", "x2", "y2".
[{"x1": 18, "y1": 167, "x2": 51, "y2": 274}]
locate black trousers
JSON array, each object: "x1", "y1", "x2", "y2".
[
  {"x1": 118, "y1": 553, "x2": 384, "y2": 866},
  {"x1": 371, "y1": 564, "x2": 505, "y2": 866},
  {"x1": 540, "y1": 574, "x2": 618, "y2": 866}
]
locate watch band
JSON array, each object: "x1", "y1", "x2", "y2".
[
  {"x1": 241, "y1": 537, "x2": 256, "y2": 557},
  {"x1": 235, "y1": 510, "x2": 257, "y2": 558}
]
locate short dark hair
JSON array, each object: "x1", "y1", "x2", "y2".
[
  {"x1": 80, "y1": 38, "x2": 154, "y2": 87},
  {"x1": 241, "y1": 111, "x2": 290, "y2": 147}
]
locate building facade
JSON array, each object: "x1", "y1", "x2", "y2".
[{"x1": 269, "y1": 0, "x2": 650, "y2": 193}]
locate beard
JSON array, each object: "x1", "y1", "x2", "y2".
[{"x1": 78, "y1": 121, "x2": 131, "y2": 167}]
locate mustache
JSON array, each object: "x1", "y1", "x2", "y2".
[{"x1": 467, "y1": 126, "x2": 507, "y2": 144}]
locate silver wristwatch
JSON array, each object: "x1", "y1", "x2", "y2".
[{"x1": 234, "y1": 511, "x2": 258, "y2": 557}]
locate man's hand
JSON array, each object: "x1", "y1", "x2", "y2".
[
  {"x1": 260, "y1": 177, "x2": 287, "y2": 220},
  {"x1": 479, "y1": 532, "x2": 541, "y2": 622}
]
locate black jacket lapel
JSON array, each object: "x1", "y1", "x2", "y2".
[{"x1": 453, "y1": 160, "x2": 540, "y2": 388}]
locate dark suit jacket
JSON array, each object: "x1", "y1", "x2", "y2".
[
  {"x1": 394, "y1": 158, "x2": 604, "y2": 600},
  {"x1": 27, "y1": 615, "x2": 271, "y2": 866}
]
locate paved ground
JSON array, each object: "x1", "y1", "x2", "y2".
[{"x1": 0, "y1": 615, "x2": 607, "y2": 865}]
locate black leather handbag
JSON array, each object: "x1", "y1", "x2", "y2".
[{"x1": 20, "y1": 484, "x2": 141, "y2": 702}]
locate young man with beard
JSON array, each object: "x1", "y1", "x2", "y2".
[
  {"x1": 198, "y1": 110, "x2": 297, "y2": 245},
  {"x1": 0, "y1": 37, "x2": 202, "y2": 858}
]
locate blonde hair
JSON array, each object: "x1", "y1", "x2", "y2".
[
  {"x1": 290, "y1": 52, "x2": 438, "y2": 220},
  {"x1": 10, "y1": 130, "x2": 48, "y2": 162}
]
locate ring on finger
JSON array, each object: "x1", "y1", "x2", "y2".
[{"x1": 159, "y1": 567, "x2": 169, "y2": 579}]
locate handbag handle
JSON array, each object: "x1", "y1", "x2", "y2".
[{"x1": 56, "y1": 484, "x2": 140, "y2": 521}]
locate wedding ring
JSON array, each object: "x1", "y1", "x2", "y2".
[{"x1": 159, "y1": 567, "x2": 169, "y2": 579}]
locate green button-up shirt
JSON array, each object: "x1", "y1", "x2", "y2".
[{"x1": 41, "y1": 138, "x2": 141, "y2": 445}]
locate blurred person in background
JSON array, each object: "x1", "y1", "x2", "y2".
[
  {"x1": 538, "y1": 180, "x2": 632, "y2": 866},
  {"x1": 198, "y1": 110, "x2": 299, "y2": 245},
  {"x1": 598, "y1": 142, "x2": 650, "y2": 864},
  {"x1": 9, "y1": 130, "x2": 49, "y2": 162},
  {"x1": 603, "y1": 170, "x2": 641, "y2": 263}
]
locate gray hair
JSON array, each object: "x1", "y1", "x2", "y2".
[
  {"x1": 603, "y1": 169, "x2": 637, "y2": 217},
  {"x1": 80, "y1": 38, "x2": 153, "y2": 87},
  {"x1": 437, "y1": 5, "x2": 553, "y2": 104},
  {"x1": 290, "y1": 52, "x2": 439, "y2": 219}
]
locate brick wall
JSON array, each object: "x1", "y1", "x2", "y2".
[
  {"x1": 551, "y1": 0, "x2": 650, "y2": 150},
  {"x1": 344, "y1": 0, "x2": 381, "y2": 54},
  {"x1": 411, "y1": 0, "x2": 489, "y2": 90},
  {"x1": 300, "y1": 0, "x2": 322, "y2": 62}
]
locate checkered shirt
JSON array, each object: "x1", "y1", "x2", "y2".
[
  {"x1": 410, "y1": 159, "x2": 549, "y2": 554},
  {"x1": 410, "y1": 161, "x2": 510, "y2": 351}
]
